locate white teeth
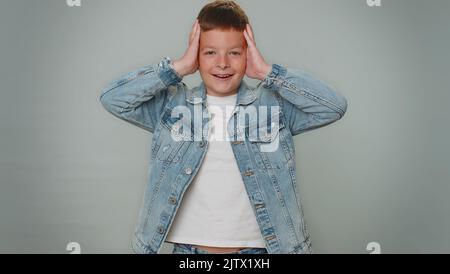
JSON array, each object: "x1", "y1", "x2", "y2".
[{"x1": 214, "y1": 74, "x2": 232, "y2": 78}]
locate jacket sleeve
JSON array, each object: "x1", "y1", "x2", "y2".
[
  {"x1": 262, "y1": 64, "x2": 347, "y2": 136},
  {"x1": 99, "y1": 58, "x2": 183, "y2": 133}
]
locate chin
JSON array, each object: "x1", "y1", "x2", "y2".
[{"x1": 206, "y1": 83, "x2": 240, "y2": 96}]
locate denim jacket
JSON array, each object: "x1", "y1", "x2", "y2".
[{"x1": 99, "y1": 57, "x2": 347, "y2": 254}]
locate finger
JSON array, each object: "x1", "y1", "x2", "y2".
[
  {"x1": 196, "y1": 20, "x2": 200, "y2": 32},
  {"x1": 247, "y1": 24, "x2": 254, "y2": 39},
  {"x1": 189, "y1": 20, "x2": 199, "y2": 41},
  {"x1": 243, "y1": 29, "x2": 249, "y2": 43},
  {"x1": 196, "y1": 21, "x2": 200, "y2": 36},
  {"x1": 189, "y1": 21, "x2": 199, "y2": 44},
  {"x1": 243, "y1": 30, "x2": 248, "y2": 48},
  {"x1": 189, "y1": 23, "x2": 200, "y2": 47},
  {"x1": 189, "y1": 25, "x2": 195, "y2": 43},
  {"x1": 194, "y1": 21, "x2": 201, "y2": 42},
  {"x1": 246, "y1": 24, "x2": 255, "y2": 43},
  {"x1": 243, "y1": 29, "x2": 253, "y2": 48}
]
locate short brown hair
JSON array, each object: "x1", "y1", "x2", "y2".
[{"x1": 197, "y1": 0, "x2": 249, "y2": 32}]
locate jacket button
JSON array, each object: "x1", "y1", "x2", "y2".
[
  {"x1": 157, "y1": 225, "x2": 165, "y2": 234},
  {"x1": 199, "y1": 141, "x2": 205, "y2": 148},
  {"x1": 265, "y1": 235, "x2": 276, "y2": 241},
  {"x1": 185, "y1": 168, "x2": 192, "y2": 175},
  {"x1": 169, "y1": 197, "x2": 177, "y2": 205},
  {"x1": 243, "y1": 170, "x2": 254, "y2": 176},
  {"x1": 255, "y1": 203, "x2": 265, "y2": 209}
]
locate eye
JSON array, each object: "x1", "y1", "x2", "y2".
[
  {"x1": 205, "y1": 50, "x2": 215, "y2": 55},
  {"x1": 230, "y1": 51, "x2": 241, "y2": 56}
]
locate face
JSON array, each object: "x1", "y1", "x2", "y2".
[{"x1": 199, "y1": 28, "x2": 247, "y2": 97}]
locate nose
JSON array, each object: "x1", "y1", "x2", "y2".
[{"x1": 216, "y1": 54, "x2": 230, "y2": 70}]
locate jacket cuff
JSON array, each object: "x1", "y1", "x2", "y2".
[
  {"x1": 157, "y1": 57, "x2": 183, "y2": 87},
  {"x1": 262, "y1": 64, "x2": 288, "y2": 91}
]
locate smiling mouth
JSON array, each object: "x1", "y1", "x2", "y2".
[{"x1": 212, "y1": 74, "x2": 234, "y2": 80}]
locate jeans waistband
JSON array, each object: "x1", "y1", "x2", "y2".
[{"x1": 172, "y1": 243, "x2": 268, "y2": 254}]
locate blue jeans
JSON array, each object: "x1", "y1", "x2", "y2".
[{"x1": 172, "y1": 243, "x2": 268, "y2": 254}]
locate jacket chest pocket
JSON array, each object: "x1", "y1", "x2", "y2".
[
  {"x1": 156, "y1": 140, "x2": 185, "y2": 163},
  {"x1": 247, "y1": 121, "x2": 284, "y2": 152},
  {"x1": 248, "y1": 120, "x2": 294, "y2": 170},
  {"x1": 155, "y1": 107, "x2": 192, "y2": 163}
]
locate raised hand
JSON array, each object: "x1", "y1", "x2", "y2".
[
  {"x1": 173, "y1": 20, "x2": 201, "y2": 77},
  {"x1": 243, "y1": 24, "x2": 272, "y2": 81}
]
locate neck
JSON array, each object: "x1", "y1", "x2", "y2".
[{"x1": 206, "y1": 90, "x2": 237, "y2": 97}]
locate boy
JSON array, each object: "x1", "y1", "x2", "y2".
[{"x1": 100, "y1": 0, "x2": 347, "y2": 254}]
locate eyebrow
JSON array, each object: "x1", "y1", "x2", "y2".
[{"x1": 201, "y1": 46, "x2": 244, "y2": 50}]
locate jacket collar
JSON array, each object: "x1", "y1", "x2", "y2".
[{"x1": 186, "y1": 80, "x2": 256, "y2": 106}]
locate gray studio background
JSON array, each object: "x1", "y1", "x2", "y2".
[{"x1": 1, "y1": 0, "x2": 449, "y2": 253}]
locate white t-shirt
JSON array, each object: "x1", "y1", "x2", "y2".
[{"x1": 165, "y1": 93, "x2": 266, "y2": 248}]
